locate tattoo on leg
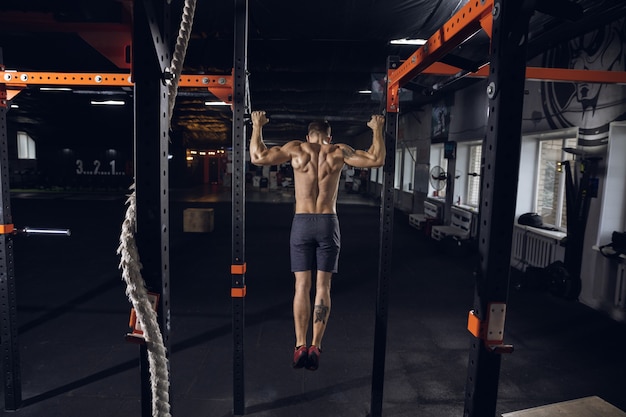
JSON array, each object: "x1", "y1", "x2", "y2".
[{"x1": 314, "y1": 300, "x2": 329, "y2": 324}]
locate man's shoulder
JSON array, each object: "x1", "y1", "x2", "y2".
[
  {"x1": 284, "y1": 140, "x2": 304, "y2": 148},
  {"x1": 281, "y1": 140, "x2": 305, "y2": 153}
]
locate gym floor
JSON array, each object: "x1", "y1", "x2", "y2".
[{"x1": 3, "y1": 185, "x2": 626, "y2": 417}]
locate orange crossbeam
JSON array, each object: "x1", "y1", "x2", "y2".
[
  {"x1": 1, "y1": 71, "x2": 133, "y2": 87},
  {"x1": 1, "y1": 71, "x2": 233, "y2": 88},
  {"x1": 421, "y1": 63, "x2": 626, "y2": 84},
  {"x1": 524, "y1": 67, "x2": 626, "y2": 84},
  {"x1": 0, "y1": 71, "x2": 234, "y2": 102}
]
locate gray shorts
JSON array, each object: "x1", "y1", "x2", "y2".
[{"x1": 290, "y1": 214, "x2": 341, "y2": 273}]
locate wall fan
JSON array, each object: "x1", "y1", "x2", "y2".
[{"x1": 429, "y1": 166, "x2": 448, "y2": 191}]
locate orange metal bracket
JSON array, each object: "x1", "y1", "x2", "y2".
[
  {"x1": 0, "y1": 224, "x2": 15, "y2": 234},
  {"x1": 467, "y1": 303, "x2": 514, "y2": 354},
  {"x1": 231, "y1": 262, "x2": 247, "y2": 275},
  {"x1": 125, "y1": 292, "x2": 160, "y2": 344},
  {"x1": 231, "y1": 262, "x2": 247, "y2": 298},
  {"x1": 6, "y1": 84, "x2": 27, "y2": 101},
  {"x1": 179, "y1": 73, "x2": 234, "y2": 104},
  {"x1": 231, "y1": 286, "x2": 247, "y2": 298}
]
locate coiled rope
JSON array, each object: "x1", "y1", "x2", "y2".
[{"x1": 117, "y1": 2, "x2": 197, "y2": 416}]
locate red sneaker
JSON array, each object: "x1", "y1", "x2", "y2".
[
  {"x1": 292, "y1": 345, "x2": 308, "y2": 369},
  {"x1": 306, "y1": 345, "x2": 321, "y2": 371}
]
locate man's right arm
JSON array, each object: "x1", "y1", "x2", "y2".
[{"x1": 249, "y1": 110, "x2": 293, "y2": 166}]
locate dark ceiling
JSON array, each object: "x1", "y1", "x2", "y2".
[{"x1": 2, "y1": 0, "x2": 626, "y2": 151}]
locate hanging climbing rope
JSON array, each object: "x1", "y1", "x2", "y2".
[
  {"x1": 118, "y1": 185, "x2": 171, "y2": 417},
  {"x1": 117, "y1": 2, "x2": 197, "y2": 417},
  {"x1": 167, "y1": 0, "x2": 197, "y2": 127}
]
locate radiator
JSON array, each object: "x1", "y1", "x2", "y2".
[{"x1": 510, "y1": 225, "x2": 566, "y2": 271}]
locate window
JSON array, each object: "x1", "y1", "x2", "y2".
[
  {"x1": 394, "y1": 148, "x2": 402, "y2": 189},
  {"x1": 402, "y1": 146, "x2": 416, "y2": 192},
  {"x1": 536, "y1": 137, "x2": 577, "y2": 228},
  {"x1": 370, "y1": 166, "x2": 381, "y2": 184},
  {"x1": 18, "y1": 131, "x2": 36, "y2": 159},
  {"x1": 466, "y1": 143, "x2": 482, "y2": 207}
]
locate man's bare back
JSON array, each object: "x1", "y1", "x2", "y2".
[
  {"x1": 249, "y1": 111, "x2": 386, "y2": 213},
  {"x1": 284, "y1": 141, "x2": 344, "y2": 213}
]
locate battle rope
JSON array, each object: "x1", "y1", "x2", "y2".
[{"x1": 117, "y1": 1, "x2": 197, "y2": 416}]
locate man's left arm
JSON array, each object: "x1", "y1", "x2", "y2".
[{"x1": 340, "y1": 114, "x2": 386, "y2": 168}]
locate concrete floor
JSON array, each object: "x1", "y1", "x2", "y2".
[{"x1": 2, "y1": 185, "x2": 626, "y2": 417}]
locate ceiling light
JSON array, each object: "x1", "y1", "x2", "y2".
[
  {"x1": 390, "y1": 38, "x2": 427, "y2": 46},
  {"x1": 358, "y1": 90, "x2": 372, "y2": 94},
  {"x1": 91, "y1": 100, "x2": 125, "y2": 106},
  {"x1": 10, "y1": 104, "x2": 18, "y2": 109},
  {"x1": 204, "y1": 101, "x2": 230, "y2": 106},
  {"x1": 40, "y1": 87, "x2": 72, "y2": 92}
]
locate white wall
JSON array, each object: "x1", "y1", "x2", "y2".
[{"x1": 579, "y1": 121, "x2": 626, "y2": 321}]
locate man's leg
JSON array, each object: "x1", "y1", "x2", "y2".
[
  {"x1": 311, "y1": 270, "x2": 332, "y2": 348},
  {"x1": 293, "y1": 270, "x2": 312, "y2": 348},
  {"x1": 305, "y1": 270, "x2": 332, "y2": 370}
]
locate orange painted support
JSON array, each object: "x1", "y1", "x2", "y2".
[
  {"x1": 0, "y1": 11, "x2": 132, "y2": 69},
  {"x1": 0, "y1": 224, "x2": 15, "y2": 234},
  {"x1": 231, "y1": 263, "x2": 247, "y2": 298},
  {"x1": 125, "y1": 292, "x2": 160, "y2": 344},
  {"x1": 524, "y1": 67, "x2": 626, "y2": 84},
  {"x1": 179, "y1": 73, "x2": 234, "y2": 103},
  {"x1": 387, "y1": 0, "x2": 626, "y2": 112},
  {"x1": 1, "y1": 71, "x2": 133, "y2": 87},
  {"x1": 230, "y1": 263, "x2": 247, "y2": 275},
  {"x1": 467, "y1": 304, "x2": 513, "y2": 354},
  {"x1": 231, "y1": 286, "x2": 247, "y2": 298},
  {"x1": 421, "y1": 64, "x2": 626, "y2": 84}
]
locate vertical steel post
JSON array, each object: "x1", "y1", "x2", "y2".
[
  {"x1": 139, "y1": 344, "x2": 151, "y2": 417},
  {"x1": 132, "y1": 1, "x2": 171, "y2": 415},
  {"x1": 0, "y1": 51, "x2": 22, "y2": 411},
  {"x1": 369, "y1": 57, "x2": 399, "y2": 417},
  {"x1": 231, "y1": 0, "x2": 248, "y2": 414},
  {"x1": 463, "y1": 1, "x2": 532, "y2": 416}
]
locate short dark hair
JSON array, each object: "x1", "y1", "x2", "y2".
[{"x1": 308, "y1": 120, "x2": 331, "y2": 137}]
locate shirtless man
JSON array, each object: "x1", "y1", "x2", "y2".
[{"x1": 249, "y1": 110, "x2": 385, "y2": 370}]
